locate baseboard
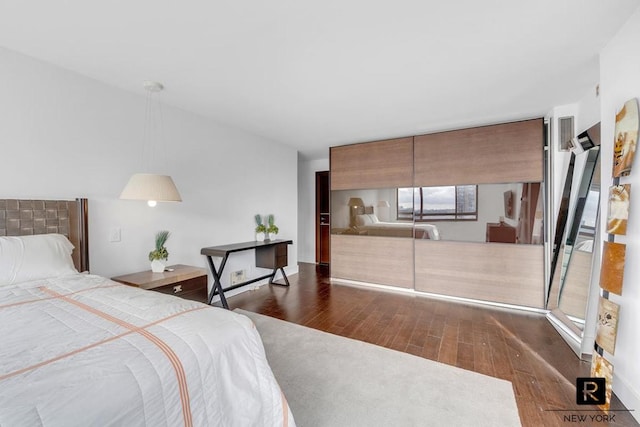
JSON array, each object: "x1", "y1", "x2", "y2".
[
  {"x1": 545, "y1": 310, "x2": 582, "y2": 357},
  {"x1": 330, "y1": 277, "x2": 415, "y2": 295},
  {"x1": 613, "y1": 373, "x2": 640, "y2": 423}
]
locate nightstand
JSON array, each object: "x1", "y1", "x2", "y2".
[{"x1": 111, "y1": 264, "x2": 208, "y2": 303}]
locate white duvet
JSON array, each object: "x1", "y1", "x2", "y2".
[
  {"x1": 0, "y1": 273, "x2": 295, "y2": 427},
  {"x1": 361, "y1": 221, "x2": 440, "y2": 240}
]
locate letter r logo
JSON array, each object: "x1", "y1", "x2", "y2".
[{"x1": 576, "y1": 377, "x2": 606, "y2": 405}]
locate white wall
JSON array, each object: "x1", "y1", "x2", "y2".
[
  {"x1": 600, "y1": 9, "x2": 640, "y2": 421},
  {"x1": 577, "y1": 84, "x2": 601, "y2": 132},
  {"x1": 297, "y1": 157, "x2": 329, "y2": 263},
  {"x1": 0, "y1": 47, "x2": 298, "y2": 296}
]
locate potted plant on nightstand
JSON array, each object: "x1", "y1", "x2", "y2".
[
  {"x1": 149, "y1": 230, "x2": 170, "y2": 273},
  {"x1": 266, "y1": 214, "x2": 279, "y2": 241},
  {"x1": 255, "y1": 214, "x2": 267, "y2": 241}
]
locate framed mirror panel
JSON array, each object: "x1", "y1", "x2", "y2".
[
  {"x1": 546, "y1": 122, "x2": 601, "y2": 359},
  {"x1": 331, "y1": 182, "x2": 543, "y2": 244},
  {"x1": 551, "y1": 147, "x2": 600, "y2": 322}
]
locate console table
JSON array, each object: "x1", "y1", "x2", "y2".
[{"x1": 200, "y1": 239, "x2": 293, "y2": 309}]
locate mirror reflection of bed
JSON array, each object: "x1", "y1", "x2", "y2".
[
  {"x1": 353, "y1": 211, "x2": 440, "y2": 239},
  {"x1": 331, "y1": 182, "x2": 543, "y2": 245}
]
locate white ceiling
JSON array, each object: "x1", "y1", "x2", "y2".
[{"x1": 1, "y1": 0, "x2": 638, "y2": 159}]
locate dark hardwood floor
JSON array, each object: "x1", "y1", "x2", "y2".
[{"x1": 228, "y1": 263, "x2": 638, "y2": 427}]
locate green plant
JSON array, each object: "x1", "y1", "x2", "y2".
[
  {"x1": 148, "y1": 230, "x2": 170, "y2": 261},
  {"x1": 254, "y1": 214, "x2": 266, "y2": 233},
  {"x1": 266, "y1": 214, "x2": 279, "y2": 235}
]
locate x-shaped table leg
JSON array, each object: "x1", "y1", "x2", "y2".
[{"x1": 206, "y1": 255, "x2": 229, "y2": 309}]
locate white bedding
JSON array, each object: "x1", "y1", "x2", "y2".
[
  {"x1": 0, "y1": 273, "x2": 295, "y2": 427},
  {"x1": 354, "y1": 214, "x2": 439, "y2": 239},
  {"x1": 360, "y1": 221, "x2": 440, "y2": 239}
]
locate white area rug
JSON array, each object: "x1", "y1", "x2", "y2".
[{"x1": 237, "y1": 309, "x2": 522, "y2": 427}]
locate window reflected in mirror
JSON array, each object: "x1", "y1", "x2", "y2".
[
  {"x1": 331, "y1": 182, "x2": 543, "y2": 244},
  {"x1": 398, "y1": 185, "x2": 478, "y2": 221}
]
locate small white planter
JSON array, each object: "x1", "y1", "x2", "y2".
[
  {"x1": 256, "y1": 232, "x2": 265, "y2": 241},
  {"x1": 151, "y1": 259, "x2": 166, "y2": 273},
  {"x1": 268, "y1": 233, "x2": 278, "y2": 241}
]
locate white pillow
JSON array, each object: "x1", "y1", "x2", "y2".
[
  {"x1": 0, "y1": 234, "x2": 78, "y2": 285},
  {"x1": 367, "y1": 214, "x2": 380, "y2": 223},
  {"x1": 355, "y1": 214, "x2": 373, "y2": 226}
]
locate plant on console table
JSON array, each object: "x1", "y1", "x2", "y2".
[
  {"x1": 266, "y1": 214, "x2": 279, "y2": 241},
  {"x1": 255, "y1": 214, "x2": 267, "y2": 241},
  {"x1": 149, "y1": 230, "x2": 170, "y2": 273}
]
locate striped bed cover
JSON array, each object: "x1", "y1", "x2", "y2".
[{"x1": 0, "y1": 273, "x2": 295, "y2": 427}]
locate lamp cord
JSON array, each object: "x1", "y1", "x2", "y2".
[{"x1": 141, "y1": 85, "x2": 169, "y2": 175}]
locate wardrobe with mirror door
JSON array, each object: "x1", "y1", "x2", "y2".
[
  {"x1": 330, "y1": 119, "x2": 548, "y2": 308},
  {"x1": 413, "y1": 119, "x2": 545, "y2": 307}
]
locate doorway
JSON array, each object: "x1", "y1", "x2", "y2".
[{"x1": 315, "y1": 171, "x2": 330, "y2": 265}]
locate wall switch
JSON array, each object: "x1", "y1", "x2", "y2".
[{"x1": 109, "y1": 227, "x2": 121, "y2": 242}]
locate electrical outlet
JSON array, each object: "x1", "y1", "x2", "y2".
[
  {"x1": 230, "y1": 269, "x2": 246, "y2": 285},
  {"x1": 109, "y1": 227, "x2": 121, "y2": 242}
]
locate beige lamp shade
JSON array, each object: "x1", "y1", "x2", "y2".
[
  {"x1": 347, "y1": 197, "x2": 365, "y2": 207},
  {"x1": 120, "y1": 173, "x2": 182, "y2": 203}
]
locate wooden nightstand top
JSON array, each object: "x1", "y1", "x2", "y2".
[{"x1": 111, "y1": 264, "x2": 208, "y2": 290}]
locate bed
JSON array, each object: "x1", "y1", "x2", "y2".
[
  {"x1": 0, "y1": 199, "x2": 295, "y2": 426},
  {"x1": 354, "y1": 213, "x2": 440, "y2": 240}
]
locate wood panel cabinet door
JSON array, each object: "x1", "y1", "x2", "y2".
[
  {"x1": 331, "y1": 235, "x2": 414, "y2": 289},
  {"x1": 414, "y1": 240, "x2": 544, "y2": 308},
  {"x1": 414, "y1": 118, "x2": 544, "y2": 186},
  {"x1": 330, "y1": 137, "x2": 413, "y2": 190}
]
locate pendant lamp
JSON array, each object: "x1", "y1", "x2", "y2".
[{"x1": 120, "y1": 81, "x2": 182, "y2": 207}]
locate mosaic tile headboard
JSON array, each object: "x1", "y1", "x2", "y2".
[{"x1": 0, "y1": 198, "x2": 89, "y2": 272}]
